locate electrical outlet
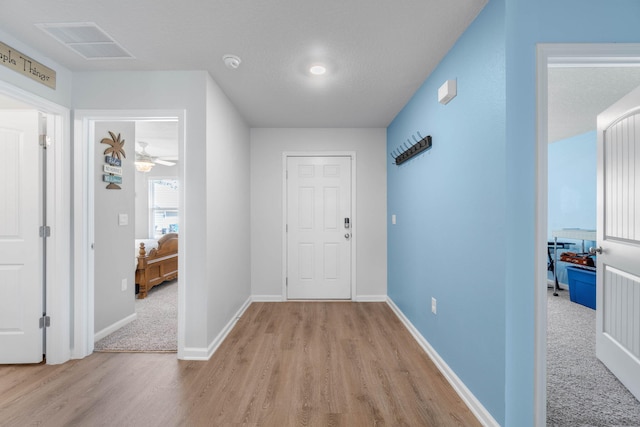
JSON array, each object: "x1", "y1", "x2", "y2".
[
  {"x1": 431, "y1": 297, "x2": 437, "y2": 314},
  {"x1": 121, "y1": 278, "x2": 127, "y2": 291}
]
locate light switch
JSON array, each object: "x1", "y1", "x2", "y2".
[
  {"x1": 392, "y1": 214, "x2": 397, "y2": 225},
  {"x1": 118, "y1": 213, "x2": 128, "y2": 226}
]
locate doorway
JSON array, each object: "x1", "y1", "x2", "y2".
[
  {"x1": 91, "y1": 119, "x2": 180, "y2": 352},
  {"x1": 72, "y1": 110, "x2": 185, "y2": 359},
  {"x1": 536, "y1": 43, "x2": 640, "y2": 424}
]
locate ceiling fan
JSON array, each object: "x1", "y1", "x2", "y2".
[{"x1": 135, "y1": 141, "x2": 176, "y2": 172}]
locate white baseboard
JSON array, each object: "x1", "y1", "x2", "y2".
[
  {"x1": 547, "y1": 278, "x2": 568, "y2": 288},
  {"x1": 251, "y1": 295, "x2": 387, "y2": 302},
  {"x1": 354, "y1": 294, "x2": 387, "y2": 302},
  {"x1": 251, "y1": 294, "x2": 285, "y2": 302},
  {"x1": 181, "y1": 346, "x2": 210, "y2": 360},
  {"x1": 206, "y1": 296, "x2": 252, "y2": 358},
  {"x1": 386, "y1": 297, "x2": 499, "y2": 427},
  {"x1": 94, "y1": 313, "x2": 137, "y2": 342},
  {"x1": 181, "y1": 296, "x2": 253, "y2": 361}
]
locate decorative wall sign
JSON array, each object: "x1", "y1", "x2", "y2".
[
  {"x1": 100, "y1": 131, "x2": 126, "y2": 189},
  {"x1": 0, "y1": 41, "x2": 56, "y2": 89}
]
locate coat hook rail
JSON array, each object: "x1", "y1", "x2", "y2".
[{"x1": 390, "y1": 132, "x2": 432, "y2": 165}]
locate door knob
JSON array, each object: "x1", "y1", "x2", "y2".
[
  {"x1": 345, "y1": 233, "x2": 351, "y2": 239},
  {"x1": 589, "y1": 246, "x2": 603, "y2": 255}
]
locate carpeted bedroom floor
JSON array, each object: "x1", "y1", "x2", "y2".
[
  {"x1": 547, "y1": 287, "x2": 640, "y2": 426},
  {"x1": 94, "y1": 280, "x2": 177, "y2": 352}
]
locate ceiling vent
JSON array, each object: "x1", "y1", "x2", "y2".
[{"x1": 36, "y1": 22, "x2": 134, "y2": 60}]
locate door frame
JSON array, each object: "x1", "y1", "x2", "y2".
[
  {"x1": 282, "y1": 152, "x2": 357, "y2": 300},
  {"x1": 535, "y1": 43, "x2": 640, "y2": 425},
  {"x1": 0, "y1": 80, "x2": 70, "y2": 364},
  {"x1": 72, "y1": 109, "x2": 186, "y2": 359}
]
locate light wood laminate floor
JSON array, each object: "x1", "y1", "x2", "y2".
[{"x1": 0, "y1": 302, "x2": 481, "y2": 426}]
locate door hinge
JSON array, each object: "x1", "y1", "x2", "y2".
[
  {"x1": 286, "y1": 224, "x2": 288, "y2": 232},
  {"x1": 39, "y1": 134, "x2": 52, "y2": 148},
  {"x1": 39, "y1": 315, "x2": 51, "y2": 329},
  {"x1": 39, "y1": 225, "x2": 51, "y2": 238},
  {"x1": 286, "y1": 277, "x2": 288, "y2": 287}
]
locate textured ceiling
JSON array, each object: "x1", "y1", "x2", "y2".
[
  {"x1": 548, "y1": 67, "x2": 640, "y2": 143},
  {"x1": 4, "y1": 2, "x2": 637, "y2": 142},
  {"x1": 0, "y1": 0, "x2": 487, "y2": 128}
]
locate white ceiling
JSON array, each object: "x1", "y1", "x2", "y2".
[
  {"x1": 0, "y1": 0, "x2": 487, "y2": 128},
  {"x1": 548, "y1": 67, "x2": 640, "y2": 143},
  {"x1": 2, "y1": 2, "x2": 640, "y2": 145},
  {"x1": 135, "y1": 121, "x2": 179, "y2": 160}
]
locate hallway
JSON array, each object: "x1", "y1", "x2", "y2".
[{"x1": 0, "y1": 302, "x2": 480, "y2": 426}]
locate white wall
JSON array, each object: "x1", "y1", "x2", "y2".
[
  {"x1": 94, "y1": 122, "x2": 136, "y2": 333},
  {"x1": 74, "y1": 71, "x2": 251, "y2": 356},
  {"x1": 205, "y1": 75, "x2": 252, "y2": 345},
  {"x1": 0, "y1": 29, "x2": 72, "y2": 108},
  {"x1": 250, "y1": 128, "x2": 387, "y2": 299}
]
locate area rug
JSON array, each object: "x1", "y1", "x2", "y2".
[
  {"x1": 547, "y1": 287, "x2": 640, "y2": 426},
  {"x1": 94, "y1": 280, "x2": 177, "y2": 352}
]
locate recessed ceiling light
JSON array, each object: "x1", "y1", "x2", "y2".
[
  {"x1": 223, "y1": 54, "x2": 241, "y2": 69},
  {"x1": 309, "y1": 64, "x2": 326, "y2": 75}
]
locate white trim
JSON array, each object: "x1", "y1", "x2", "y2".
[
  {"x1": 353, "y1": 295, "x2": 387, "y2": 302},
  {"x1": 386, "y1": 297, "x2": 499, "y2": 427},
  {"x1": 281, "y1": 151, "x2": 357, "y2": 301},
  {"x1": 535, "y1": 43, "x2": 640, "y2": 427},
  {"x1": 534, "y1": 43, "x2": 550, "y2": 427},
  {"x1": 251, "y1": 295, "x2": 286, "y2": 302},
  {"x1": 181, "y1": 296, "x2": 252, "y2": 360},
  {"x1": 0, "y1": 81, "x2": 71, "y2": 365},
  {"x1": 72, "y1": 109, "x2": 186, "y2": 360},
  {"x1": 545, "y1": 43, "x2": 640, "y2": 67},
  {"x1": 180, "y1": 347, "x2": 211, "y2": 360},
  {"x1": 94, "y1": 313, "x2": 137, "y2": 342}
]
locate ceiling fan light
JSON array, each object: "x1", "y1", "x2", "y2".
[
  {"x1": 135, "y1": 159, "x2": 155, "y2": 172},
  {"x1": 135, "y1": 141, "x2": 156, "y2": 172}
]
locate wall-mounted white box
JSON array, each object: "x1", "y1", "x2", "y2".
[{"x1": 438, "y1": 79, "x2": 457, "y2": 105}]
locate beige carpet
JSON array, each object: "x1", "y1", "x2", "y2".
[
  {"x1": 94, "y1": 280, "x2": 177, "y2": 352},
  {"x1": 547, "y1": 287, "x2": 640, "y2": 426}
]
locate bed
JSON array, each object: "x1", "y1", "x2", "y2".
[{"x1": 135, "y1": 233, "x2": 178, "y2": 299}]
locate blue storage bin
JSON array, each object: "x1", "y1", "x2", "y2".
[{"x1": 566, "y1": 266, "x2": 596, "y2": 309}]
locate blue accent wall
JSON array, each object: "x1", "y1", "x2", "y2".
[
  {"x1": 388, "y1": 0, "x2": 640, "y2": 425},
  {"x1": 387, "y1": 0, "x2": 506, "y2": 422},
  {"x1": 548, "y1": 131, "x2": 596, "y2": 237},
  {"x1": 504, "y1": 1, "x2": 640, "y2": 425},
  {"x1": 548, "y1": 131, "x2": 597, "y2": 284}
]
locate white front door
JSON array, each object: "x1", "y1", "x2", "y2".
[
  {"x1": 596, "y1": 84, "x2": 640, "y2": 401},
  {"x1": 286, "y1": 156, "x2": 352, "y2": 299},
  {"x1": 0, "y1": 110, "x2": 43, "y2": 364}
]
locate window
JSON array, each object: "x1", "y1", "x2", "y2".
[{"x1": 149, "y1": 178, "x2": 178, "y2": 238}]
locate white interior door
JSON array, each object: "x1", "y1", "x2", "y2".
[
  {"x1": 0, "y1": 110, "x2": 43, "y2": 364},
  {"x1": 287, "y1": 156, "x2": 352, "y2": 299},
  {"x1": 596, "y1": 84, "x2": 640, "y2": 401}
]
